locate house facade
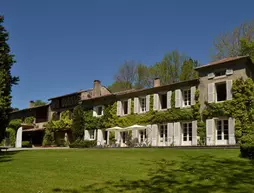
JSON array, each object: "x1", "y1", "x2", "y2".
[{"x1": 8, "y1": 56, "x2": 254, "y2": 147}]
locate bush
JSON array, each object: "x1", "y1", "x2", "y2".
[
  {"x1": 6, "y1": 128, "x2": 16, "y2": 147},
  {"x1": 22, "y1": 141, "x2": 32, "y2": 148},
  {"x1": 69, "y1": 140, "x2": 96, "y2": 148},
  {"x1": 24, "y1": 116, "x2": 35, "y2": 124},
  {"x1": 240, "y1": 145, "x2": 254, "y2": 159}
]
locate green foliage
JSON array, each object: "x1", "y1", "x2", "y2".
[
  {"x1": 42, "y1": 129, "x2": 55, "y2": 146},
  {"x1": 32, "y1": 100, "x2": 47, "y2": 107},
  {"x1": 83, "y1": 110, "x2": 102, "y2": 130},
  {"x1": 179, "y1": 59, "x2": 199, "y2": 81},
  {"x1": 8, "y1": 119, "x2": 22, "y2": 130},
  {"x1": 240, "y1": 38, "x2": 254, "y2": 62},
  {"x1": 0, "y1": 16, "x2": 19, "y2": 141},
  {"x1": 22, "y1": 141, "x2": 32, "y2": 148},
  {"x1": 24, "y1": 116, "x2": 35, "y2": 124},
  {"x1": 5, "y1": 127, "x2": 16, "y2": 146},
  {"x1": 108, "y1": 81, "x2": 132, "y2": 93},
  {"x1": 69, "y1": 140, "x2": 96, "y2": 148},
  {"x1": 71, "y1": 105, "x2": 85, "y2": 141}
]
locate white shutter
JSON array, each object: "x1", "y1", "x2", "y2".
[
  {"x1": 226, "y1": 80, "x2": 233, "y2": 100},
  {"x1": 208, "y1": 83, "x2": 215, "y2": 103},
  {"x1": 115, "y1": 131, "x2": 120, "y2": 144},
  {"x1": 191, "y1": 86, "x2": 196, "y2": 105},
  {"x1": 226, "y1": 69, "x2": 233, "y2": 76},
  {"x1": 134, "y1": 97, "x2": 139, "y2": 113},
  {"x1": 228, "y1": 117, "x2": 236, "y2": 145},
  {"x1": 146, "y1": 95, "x2": 150, "y2": 112},
  {"x1": 208, "y1": 72, "x2": 215, "y2": 79},
  {"x1": 93, "y1": 107, "x2": 97, "y2": 117},
  {"x1": 153, "y1": 94, "x2": 159, "y2": 111},
  {"x1": 97, "y1": 129, "x2": 103, "y2": 145},
  {"x1": 151, "y1": 124, "x2": 158, "y2": 146},
  {"x1": 173, "y1": 122, "x2": 181, "y2": 146},
  {"x1": 127, "y1": 99, "x2": 131, "y2": 114},
  {"x1": 206, "y1": 119, "x2": 214, "y2": 145},
  {"x1": 84, "y1": 130, "x2": 90, "y2": 140},
  {"x1": 167, "y1": 91, "x2": 172, "y2": 109},
  {"x1": 192, "y1": 120, "x2": 197, "y2": 145},
  {"x1": 93, "y1": 130, "x2": 97, "y2": 140},
  {"x1": 175, "y1": 89, "x2": 182, "y2": 108},
  {"x1": 116, "y1": 101, "x2": 121, "y2": 116},
  {"x1": 167, "y1": 123, "x2": 174, "y2": 145},
  {"x1": 146, "y1": 125, "x2": 152, "y2": 145}
]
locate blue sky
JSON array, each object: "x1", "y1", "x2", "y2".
[{"x1": 1, "y1": 0, "x2": 254, "y2": 109}]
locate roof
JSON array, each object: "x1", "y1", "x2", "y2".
[
  {"x1": 23, "y1": 128, "x2": 44, "y2": 132},
  {"x1": 195, "y1": 56, "x2": 250, "y2": 70},
  {"x1": 48, "y1": 89, "x2": 92, "y2": 100},
  {"x1": 10, "y1": 104, "x2": 49, "y2": 114}
]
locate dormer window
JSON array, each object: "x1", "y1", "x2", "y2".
[{"x1": 214, "y1": 70, "x2": 226, "y2": 77}]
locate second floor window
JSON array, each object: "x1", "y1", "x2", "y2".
[
  {"x1": 97, "y1": 106, "x2": 103, "y2": 116},
  {"x1": 89, "y1": 130, "x2": 95, "y2": 140},
  {"x1": 140, "y1": 97, "x2": 146, "y2": 112},
  {"x1": 160, "y1": 94, "x2": 167, "y2": 110},
  {"x1": 183, "y1": 89, "x2": 191, "y2": 107},
  {"x1": 216, "y1": 82, "x2": 226, "y2": 102},
  {"x1": 122, "y1": 100, "x2": 128, "y2": 115}
]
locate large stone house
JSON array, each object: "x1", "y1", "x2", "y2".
[{"x1": 9, "y1": 56, "x2": 254, "y2": 147}]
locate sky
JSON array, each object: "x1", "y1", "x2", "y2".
[{"x1": 1, "y1": 0, "x2": 254, "y2": 109}]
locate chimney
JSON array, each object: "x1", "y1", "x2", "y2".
[
  {"x1": 92, "y1": 80, "x2": 101, "y2": 97},
  {"x1": 29, "y1": 100, "x2": 34, "y2": 108},
  {"x1": 153, "y1": 78, "x2": 160, "y2": 87}
]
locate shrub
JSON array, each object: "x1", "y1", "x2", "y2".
[
  {"x1": 24, "y1": 116, "x2": 35, "y2": 124},
  {"x1": 240, "y1": 144, "x2": 254, "y2": 159},
  {"x1": 69, "y1": 140, "x2": 96, "y2": 148},
  {"x1": 22, "y1": 141, "x2": 32, "y2": 148},
  {"x1": 5, "y1": 128, "x2": 16, "y2": 147}
]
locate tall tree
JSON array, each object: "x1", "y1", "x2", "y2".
[
  {"x1": 179, "y1": 59, "x2": 199, "y2": 81},
  {"x1": 0, "y1": 16, "x2": 19, "y2": 141},
  {"x1": 33, "y1": 100, "x2": 47, "y2": 107},
  {"x1": 71, "y1": 105, "x2": 85, "y2": 141},
  {"x1": 212, "y1": 19, "x2": 254, "y2": 61},
  {"x1": 239, "y1": 38, "x2": 254, "y2": 62},
  {"x1": 108, "y1": 81, "x2": 132, "y2": 93}
]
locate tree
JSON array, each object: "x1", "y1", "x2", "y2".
[
  {"x1": 33, "y1": 100, "x2": 47, "y2": 107},
  {"x1": 0, "y1": 16, "x2": 19, "y2": 141},
  {"x1": 71, "y1": 105, "x2": 85, "y2": 141},
  {"x1": 108, "y1": 81, "x2": 132, "y2": 93},
  {"x1": 239, "y1": 38, "x2": 254, "y2": 62},
  {"x1": 212, "y1": 19, "x2": 254, "y2": 60},
  {"x1": 179, "y1": 59, "x2": 199, "y2": 81}
]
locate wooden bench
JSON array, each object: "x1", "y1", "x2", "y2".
[{"x1": 0, "y1": 147, "x2": 9, "y2": 152}]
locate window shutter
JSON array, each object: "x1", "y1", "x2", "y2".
[
  {"x1": 191, "y1": 86, "x2": 196, "y2": 105},
  {"x1": 153, "y1": 94, "x2": 159, "y2": 111},
  {"x1": 134, "y1": 97, "x2": 139, "y2": 113},
  {"x1": 206, "y1": 119, "x2": 214, "y2": 145},
  {"x1": 115, "y1": 131, "x2": 120, "y2": 144},
  {"x1": 146, "y1": 125, "x2": 152, "y2": 145},
  {"x1": 94, "y1": 130, "x2": 97, "y2": 140},
  {"x1": 192, "y1": 120, "x2": 197, "y2": 145},
  {"x1": 208, "y1": 72, "x2": 215, "y2": 79},
  {"x1": 226, "y1": 80, "x2": 233, "y2": 100},
  {"x1": 173, "y1": 122, "x2": 181, "y2": 146},
  {"x1": 167, "y1": 123, "x2": 174, "y2": 145},
  {"x1": 175, "y1": 89, "x2": 182, "y2": 108},
  {"x1": 146, "y1": 95, "x2": 150, "y2": 112},
  {"x1": 84, "y1": 130, "x2": 90, "y2": 140},
  {"x1": 93, "y1": 107, "x2": 97, "y2": 117},
  {"x1": 208, "y1": 83, "x2": 215, "y2": 103},
  {"x1": 228, "y1": 117, "x2": 236, "y2": 145},
  {"x1": 116, "y1": 101, "x2": 121, "y2": 116},
  {"x1": 97, "y1": 129, "x2": 103, "y2": 145},
  {"x1": 151, "y1": 124, "x2": 158, "y2": 146},
  {"x1": 127, "y1": 99, "x2": 131, "y2": 114},
  {"x1": 226, "y1": 69, "x2": 233, "y2": 76},
  {"x1": 132, "y1": 129, "x2": 138, "y2": 140},
  {"x1": 102, "y1": 106, "x2": 105, "y2": 116},
  {"x1": 167, "y1": 91, "x2": 172, "y2": 109}
]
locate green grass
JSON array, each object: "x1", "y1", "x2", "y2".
[{"x1": 0, "y1": 148, "x2": 253, "y2": 193}]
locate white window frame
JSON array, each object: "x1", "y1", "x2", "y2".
[
  {"x1": 94, "y1": 105, "x2": 104, "y2": 117},
  {"x1": 181, "y1": 122, "x2": 192, "y2": 145},
  {"x1": 215, "y1": 81, "x2": 227, "y2": 103},
  {"x1": 158, "y1": 124, "x2": 168, "y2": 145},
  {"x1": 122, "y1": 100, "x2": 128, "y2": 115},
  {"x1": 182, "y1": 89, "x2": 191, "y2": 107},
  {"x1": 159, "y1": 93, "x2": 167, "y2": 110},
  {"x1": 215, "y1": 119, "x2": 229, "y2": 145},
  {"x1": 89, "y1": 130, "x2": 95, "y2": 140},
  {"x1": 139, "y1": 97, "x2": 146, "y2": 113},
  {"x1": 139, "y1": 129, "x2": 147, "y2": 143}
]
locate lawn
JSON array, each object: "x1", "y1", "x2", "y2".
[{"x1": 0, "y1": 148, "x2": 253, "y2": 193}]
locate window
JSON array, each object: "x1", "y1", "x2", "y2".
[
  {"x1": 140, "y1": 97, "x2": 146, "y2": 113},
  {"x1": 122, "y1": 131, "x2": 128, "y2": 143},
  {"x1": 97, "y1": 106, "x2": 103, "y2": 116},
  {"x1": 160, "y1": 94, "x2": 167, "y2": 110},
  {"x1": 183, "y1": 89, "x2": 191, "y2": 107},
  {"x1": 182, "y1": 123, "x2": 192, "y2": 142},
  {"x1": 216, "y1": 82, "x2": 226, "y2": 102},
  {"x1": 139, "y1": 130, "x2": 147, "y2": 142},
  {"x1": 159, "y1": 124, "x2": 168, "y2": 142},
  {"x1": 214, "y1": 70, "x2": 226, "y2": 77},
  {"x1": 122, "y1": 101, "x2": 128, "y2": 115},
  {"x1": 89, "y1": 130, "x2": 95, "y2": 140},
  {"x1": 216, "y1": 120, "x2": 228, "y2": 140},
  {"x1": 93, "y1": 106, "x2": 104, "y2": 117}
]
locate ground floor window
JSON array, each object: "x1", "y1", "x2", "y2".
[
  {"x1": 216, "y1": 119, "x2": 228, "y2": 140},
  {"x1": 121, "y1": 131, "x2": 128, "y2": 143},
  {"x1": 159, "y1": 124, "x2": 168, "y2": 142},
  {"x1": 182, "y1": 122, "x2": 192, "y2": 142},
  {"x1": 89, "y1": 130, "x2": 95, "y2": 140},
  {"x1": 139, "y1": 130, "x2": 147, "y2": 142}
]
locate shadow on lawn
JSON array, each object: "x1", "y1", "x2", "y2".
[
  {"x1": 53, "y1": 155, "x2": 254, "y2": 193},
  {"x1": 0, "y1": 151, "x2": 19, "y2": 163}
]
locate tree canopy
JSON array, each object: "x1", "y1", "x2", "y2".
[{"x1": 33, "y1": 100, "x2": 47, "y2": 107}]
